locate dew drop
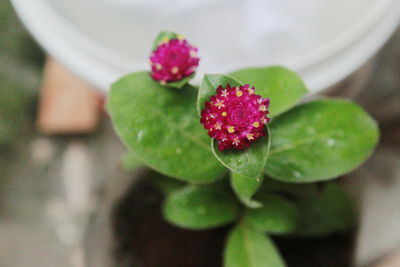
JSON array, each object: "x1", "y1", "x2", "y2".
[
  {"x1": 326, "y1": 138, "x2": 336, "y2": 147},
  {"x1": 292, "y1": 170, "x2": 302, "y2": 178},
  {"x1": 137, "y1": 130, "x2": 144, "y2": 142}
]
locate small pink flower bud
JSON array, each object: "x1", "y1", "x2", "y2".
[{"x1": 150, "y1": 38, "x2": 199, "y2": 84}]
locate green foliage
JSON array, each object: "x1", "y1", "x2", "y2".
[
  {"x1": 264, "y1": 178, "x2": 319, "y2": 199},
  {"x1": 224, "y1": 223, "x2": 286, "y2": 267},
  {"x1": 230, "y1": 66, "x2": 307, "y2": 117},
  {"x1": 108, "y1": 72, "x2": 226, "y2": 183},
  {"x1": 165, "y1": 73, "x2": 195, "y2": 89},
  {"x1": 294, "y1": 183, "x2": 355, "y2": 237},
  {"x1": 0, "y1": 1, "x2": 43, "y2": 147},
  {"x1": 162, "y1": 185, "x2": 240, "y2": 230},
  {"x1": 244, "y1": 194, "x2": 299, "y2": 234},
  {"x1": 108, "y1": 32, "x2": 380, "y2": 267},
  {"x1": 266, "y1": 99, "x2": 379, "y2": 182},
  {"x1": 212, "y1": 126, "x2": 271, "y2": 180},
  {"x1": 151, "y1": 173, "x2": 186, "y2": 195},
  {"x1": 231, "y1": 172, "x2": 263, "y2": 208}
]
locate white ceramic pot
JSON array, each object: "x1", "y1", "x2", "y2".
[{"x1": 11, "y1": 0, "x2": 400, "y2": 93}]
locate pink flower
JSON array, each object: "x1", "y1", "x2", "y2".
[
  {"x1": 150, "y1": 38, "x2": 199, "y2": 84},
  {"x1": 200, "y1": 84, "x2": 270, "y2": 151}
]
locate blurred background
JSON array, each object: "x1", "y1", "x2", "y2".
[{"x1": 0, "y1": 0, "x2": 399, "y2": 266}]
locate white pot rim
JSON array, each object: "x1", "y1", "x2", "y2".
[{"x1": 11, "y1": 0, "x2": 400, "y2": 92}]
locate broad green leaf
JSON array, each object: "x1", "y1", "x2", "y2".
[
  {"x1": 152, "y1": 31, "x2": 181, "y2": 50},
  {"x1": 224, "y1": 223, "x2": 286, "y2": 267},
  {"x1": 197, "y1": 74, "x2": 242, "y2": 115},
  {"x1": 265, "y1": 99, "x2": 379, "y2": 183},
  {"x1": 244, "y1": 194, "x2": 299, "y2": 234},
  {"x1": 294, "y1": 183, "x2": 355, "y2": 237},
  {"x1": 108, "y1": 72, "x2": 226, "y2": 183},
  {"x1": 163, "y1": 185, "x2": 240, "y2": 230},
  {"x1": 230, "y1": 66, "x2": 308, "y2": 117},
  {"x1": 231, "y1": 172, "x2": 263, "y2": 208},
  {"x1": 212, "y1": 127, "x2": 271, "y2": 180}
]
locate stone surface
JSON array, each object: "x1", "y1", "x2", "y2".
[
  {"x1": 372, "y1": 249, "x2": 400, "y2": 267},
  {"x1": 350, "y1": 145, "x2": 400, "y2": 266}
]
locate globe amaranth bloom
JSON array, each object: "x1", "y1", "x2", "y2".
[
  {"x1": 150, "y1": 36, "x2": 200, "y2": 84},
  {"x1": 200, "y1": 84, "x2": 270, "y2": 151}
]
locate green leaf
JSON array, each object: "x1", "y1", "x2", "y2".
[
  {"x1": 294, "y1": 183, "x2": 355, "y2": 237},
  {"x1": 265, "y1": 99, "x2": 379, "y2": 183},
  {"x1": 224, "y1": 223, "x2": 286, "y2": 267},
  {"x1": 197, "y1": 74, "x2": 242, "y2": 115},
  {"x1": 151, "y1": 173, "x2": 186, "y2": 195},
  {"x1": 163, "y1": 185, "x2": 240, "y2": 230},
  {"x1": 244, "y1": 194, "x2": 299, "y2": 234},
  {"x1": 264, "y1": 178, "x2": 319, "y2": 199},
  {"x1": 152, "y1": 31, "x2": 181, "y2": 51},
  {"x1": 212, "y1": 126, "x2": 271, "y2": 180},
  {"x1": 231, "y1": 172, "x2": 263, "y2": 208},
  {"x1": 230, "y1": 66, "x2": 308, "y2": 117},
  {"x1": 165, "y1": 73, "x2": 195, "y2": 89},
  {"x1": 108, "y1": 72, "x2": 226, "y2": 183}
]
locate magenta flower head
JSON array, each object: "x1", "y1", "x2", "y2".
[
  {"x1": 150, "y1": 35, "x2": 199, "y2": 85},
  {"x1": 200, "y1": 84, "x2": 270, "y2": 151}
]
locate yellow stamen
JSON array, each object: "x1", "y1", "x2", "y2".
[
  {"x1": 227, "y1": 126, "x2": 235, "y2": 133},
  {"x1": 259, "y1": 105, "x2": 267, "y2": 111},
  {"x1": 177, "y1": 34, "x2": 185, "y2": 40},
  {"x1": 246, "y1": 134, "x2": 254, "y2": 140},
  {"x1": 171, "y1": 66, "x2": 179, "y2": 74},
  {"x1": 214, "y1": 99, "x2": 225, "y2": 109},
  {"x1": 162, "y1": 37, "x2": 170, "y2": 43},
  {"x1": 221, "y1": 111, "x2": 227, "y2": 117},
  {"x1": 236, "y1": 90, "x2": 243, "y2": 97},
  {"x1": 248, "y1": 88, "x2": 255, "y2": 95},
  {"x1": 253, "y1": 121, "x2": 260, "y2": 128},
  {"x1": 155, "y1": 63, "x2": 162, "y2": 70},
  {"x1": 214, "y1": 123, "x2": 222, "y2": 130}
]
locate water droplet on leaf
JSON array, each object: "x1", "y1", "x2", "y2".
[
  {"x1": 137, "y1": 130, "x2": 144, "y2": 142},
  {"x1": 292, "y1": 170, "x2": 302, "y2": 178}
]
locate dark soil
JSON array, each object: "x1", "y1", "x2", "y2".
[
  {"x1": 112, "y1": 177, "x2": 352, "y2": 267},
  {"x1": 275, "y1": 234, "x2": 352, "y2": 267},
  {"x1": 112, "y1": 177, "x2": 227, "y2": 267}
]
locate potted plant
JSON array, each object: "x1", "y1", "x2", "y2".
[{"x1": 107, "y1": 32, "x2": 379, "y2": 267}]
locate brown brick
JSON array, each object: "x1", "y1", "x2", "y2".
[{"x1": 37, "y1": 58, "x2": 103, "y2": 134}]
